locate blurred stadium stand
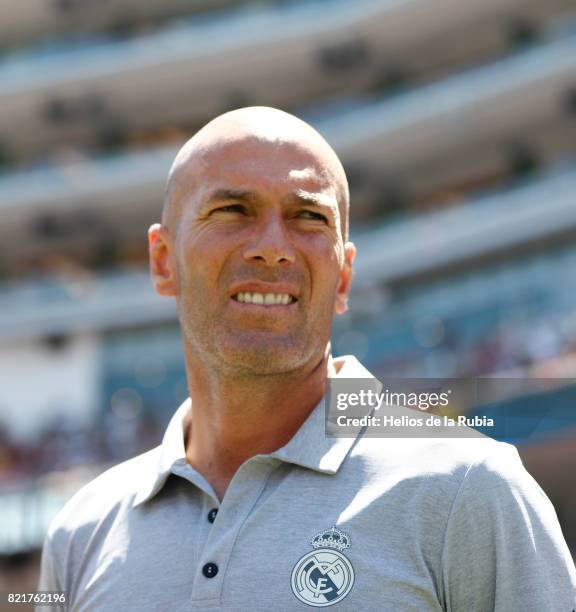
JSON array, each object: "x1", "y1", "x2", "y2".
[{"x1": 0, "y1": 0, "x2": 575, "y2": 590}]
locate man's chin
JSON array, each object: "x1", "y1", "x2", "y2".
[{"x1": 217, "y1": 337, "x2": 311, "y2": 375}]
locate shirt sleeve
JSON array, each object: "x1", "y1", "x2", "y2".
[
  {"x1": 36, "y1": 533, "x2": 67, "y2": 612},
  {"x1": 441, "y1": 442, "x2": 576, "y2": 611}
]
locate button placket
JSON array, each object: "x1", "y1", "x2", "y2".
[{"x1": 189, "y1": 458, "x2": 277, "y2": 607}]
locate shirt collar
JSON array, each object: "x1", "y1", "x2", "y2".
[
  {"x1": 133, "y1": 397, "x2": 191, "y2": 507},
  {"x1": 268, "y1": 355, "x2": 381, "y2": 473},
  {"x1": 133, "y1": 355, "x2": 380, "y2": 507}
]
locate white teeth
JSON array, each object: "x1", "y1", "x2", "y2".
[{"x1": 235, "y1": 292, "x2": 294, "y2": 305}]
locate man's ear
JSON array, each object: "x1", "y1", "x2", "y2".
[
  {"x1": 334, "y1": 241, "x2": 356, "y2": 315},
  {"x1": 148, "y1": 223, "x2": 177, "y2": 296}
]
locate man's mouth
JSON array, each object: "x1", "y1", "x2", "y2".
[{"x1": 231, "y1": 292, "x2": 298, "y2": 306}]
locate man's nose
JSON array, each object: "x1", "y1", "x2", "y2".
[{"x1": 243, "y1": 216, "x2": 296, "y2": 266}]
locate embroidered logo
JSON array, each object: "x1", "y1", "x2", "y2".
[{"x1": 291, "y1": 526, "x2": 355, "y2": 607}]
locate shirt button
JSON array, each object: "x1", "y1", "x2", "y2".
[
  {"x1": 207, "y1": 508, "x2": 218, "y2": 523},
  {"x1": 202, "y1": 562, "x2": 219, "y2": 578}
]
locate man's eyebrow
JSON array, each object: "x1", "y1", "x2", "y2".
[
  {"x1": 284, "y1": 191, "x2": 337, "y2": 209},
  {"x1": 205, "y1": 189, "x2": 257, "y2": 204},
  {"x1": 202, "y1": 188, "x2": 336, "y2": 211}
]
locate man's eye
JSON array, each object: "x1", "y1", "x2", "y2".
[
  {"x1": 300, "y1": 210, "x2": 328, "y2": 222},
  {"x1": 214, "y1": 204, "x2": 245, "y2": 214}
]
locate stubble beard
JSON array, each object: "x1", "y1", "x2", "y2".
[{"x1": 178, "y1": 297, "x2": 332, "y2": 378}]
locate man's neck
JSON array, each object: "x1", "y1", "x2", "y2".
[{"x1": 182, "y1": 348, "x2": 337, "y2": 501}]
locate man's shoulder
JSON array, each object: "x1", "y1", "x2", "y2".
[
  {"x1": 349, "y1": 422, "x2": 540, "y2": 531},
  {"x1": 47, "y1": 445, "x2": 162, "y2": 541},
  {"x1": 352, "y1": 410, "x2": 522, "y2": 488}
]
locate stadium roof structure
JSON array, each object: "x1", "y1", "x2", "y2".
[{"x1": 0, "y1": 0, "x2": 571, "y2": 155}]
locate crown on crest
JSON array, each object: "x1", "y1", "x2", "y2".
[{"x1": 311, "y1": 526, "x2": 351, "y2": 551}]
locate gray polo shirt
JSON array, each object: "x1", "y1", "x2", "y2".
[{"x1": 38, "y1": 356, "x2": 576, "y2": 611}]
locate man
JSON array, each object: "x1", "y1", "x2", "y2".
[{"x1": 38, "y1": 107, "x2": 576, "y2": 610}]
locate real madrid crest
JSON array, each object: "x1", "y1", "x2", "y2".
[{"x1": 291, "y1": 526, "x2": 355, "y2": 607}]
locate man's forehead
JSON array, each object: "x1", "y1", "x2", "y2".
[
  {"x1": 188, "y1": 131, "x2": 333, "y2": 169},
  {"x1": 173, "y1": 134, "x2": 339, "y2": 203}
]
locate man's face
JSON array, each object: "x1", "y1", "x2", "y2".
[{"x1": 151, "y1": 135, "x2": 355, "y2": 376}]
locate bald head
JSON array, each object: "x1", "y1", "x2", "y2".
[{"x1": 162, "y1": 106, "x2": 350, "y2": 241}]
